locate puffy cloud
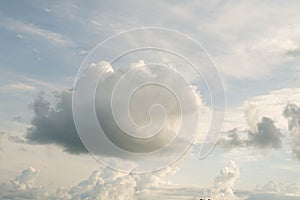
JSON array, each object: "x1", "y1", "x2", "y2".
[
  {"x1": 206, "y1": 160, "x2": 240, "y2": 200},
  {"x1": 0, "y1": 162, "x2": 243, "y2": 200},
  {"x1": 0, "y1": 167, "x2": 49, "y2": 200},
  {"x1": 220, "y1": 99, "x2": 283, "y2": 152},
  {"x1": 218, "y1": 129, "x2": 246, "y2": 150},
  {"x1": 283, "y1": 103, "x2": 300, "y2": 160},
  {"x1": 67, "y1": 170, "x2": 136, "y2": 200},
  {"x1": 25, "y1": 60, "x2": 210, "y2": 161},
  {"x1": 13, "y1": 167, "x2": 39, "y2": 188},
  {"x1": 244, "y1": 102, "x2": 259, "y2": 132},
  {"x1": 3, "y1": 163, "x2": 300, "y2": 200},
  {"x1": 135, "y1": 161, "x2": 241, "y2": 200},
  {"x1": 219, "y1": 88, "x2": 300, "y2": 161},
  {"x1": 219, "y1": 117, "x2": 283, "y2": 151},
  {"x1": 26, "y1": 91, "x2": 87, "y2": 154},
  {"x1": 0, "y1": 165, "x2": 179, "y2": 200},
  {"x1": 248, "y1": 117, "x2": 282, "y2": 150}
]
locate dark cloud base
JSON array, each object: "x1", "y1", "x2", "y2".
[
  {"x1": 218, "y1": 117, "x2": 282, "y2": 151},
  {"x1": 26, "y1": 91, "x2": 87, "y2": 154},
  {"x1": 283, "y1": 103, "x2": 300, "y2": 160}
]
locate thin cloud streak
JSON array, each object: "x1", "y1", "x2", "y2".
[{"x1": 0, "y1": 18, "x2": 72, "y2": 46}]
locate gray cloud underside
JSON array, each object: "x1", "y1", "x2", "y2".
[
  {"x1": 283, "y1": 103, "x2": 300, "y2": 160},
  {"x1": 25, "y1": 91, "x2": 87, "y2": 154},
  {"x1": 24, "y1": 61, "x2": 206, "y2": 160},
  {"x1": 218, "y1": 117, "x2": 282, "y2": 150},
  {"x1": 25, "y1": 90, "x2": 189, "y2": 158}
]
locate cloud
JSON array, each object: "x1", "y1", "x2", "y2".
[
  {"x1": 0, "y1": 131, "x2": 6, "y2": 150},
  {"x1": 245, "y1": 181, "x2": 300, "y2": 200},
  {"x1": 13, "y1": 167, "x2": 39, "y2": 188},
  {"x1": 248, "y1": 117, "x2": 282, "y2": 150},
  {"x1": 256, "y1": 181, "x2": 300, "y2": 195},
  {"x1": 0, "y1": 167, "x2": 48, "y2": 200},
  {"x1": 224, "y1": 88, "x2": 300, "y2": 132},
  {"x1": 206, "y1": 1, "x2": 300, "y2": 80},
  {"x1": 0, "y1": 18, "x2": 72, "y2": 46},
  {"x1": 0, "y1": 161, "x2": 242, "y2": 200},
  {"x1": 246, "y1": 193, "x2": 300, "y2": 200},
  {"x1": 0, "y1": 83, "x2": 36, "y2": 91},
  {"x1": 217, "y1": 129, "x2": 246, "y2": 150},
  {"x1": 5, "y1": 162, "x2": 298, "y2": 200},
  {"x1": 25, "y1": 60, "x2": 209, "y2": 161},
  {"x1": 207, "y1": 160, "x2": 240, "y2": 200},
  {"x1": 244, "y1": 102, "x2": 259, "y2": 132},
  {"x1": 0, "y1": 166, "x2": 177, "y2": 200},
  {"x1": 26, "y1": 91, "x2": 87, "y2": 154},
  {"x1": 283, "y1": 103, "x2": 300, "y2": 160},
  {"x1": 136, "y1": 161, "x2": 241, "y2": 200},
  {"x1": 219, "y1": 116, "x2": 283, "y2": 151},
  {"x1": 0, "y1": 131, "x2": 6, "y2": 136}
]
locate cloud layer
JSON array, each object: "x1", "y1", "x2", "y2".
[
  {"x1": 0, "y1": 161, "x2": 240, "y2": 200},
  {"x1": 2, "y1": 161, "x2": 299, "y2": 200}
]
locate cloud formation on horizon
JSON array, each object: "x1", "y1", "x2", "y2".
[{"x1": 0, "y1": 161, "x2": 240, "y2": 200}]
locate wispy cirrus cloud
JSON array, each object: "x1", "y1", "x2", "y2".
[
  {"x1": 0, "y1": 83, "x2": 36, "y2": 91},
  {"x1": 0, "y1": 18, "x2": 72, "y2": 46}
]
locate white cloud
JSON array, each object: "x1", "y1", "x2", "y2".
[
  {"x1": 208, "y1": 160, "x2": 240, "y2": 200},
  {"x1": 25, "y1": 59, "x2": 211, "y2": 170},
  {"x1": 248, "y1": 181, "x2": 300, "y2": 199},
  {"x1": 224, "y1": 88, "x2": 300, "y2": 132},
  {"x1": 218, "y1": 88, "x2": 300, "y2": 160},
  {"x1": 244, "y1": 102, "x2": 259, "y2": 132},
  {"x1": 0, "y1": 18, "x2": 72, "y2": 46},
  {"x1": 256, "y1": 181, "x2": 300, "y2": 196},
  {"x1": 0, "y1": 83, "x2": 36, "y2": 91},
  {"x1": 0, "y1": 161, "x2": 243, "y2": 200},
  {"x1": 206, "y1": 1, "x2": 300, "y2": 79},
  {"x1": 0, "y1": 167, "x2": 48, "y2": 200},
  {"x1": 44, "y1": 8, "x2": 51, "y2": 13}
]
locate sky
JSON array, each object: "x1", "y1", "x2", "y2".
[{"x1": 0, "y1": 0, "x2": 300, "y2": 199}]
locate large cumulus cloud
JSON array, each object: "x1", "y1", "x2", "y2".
[{"x1": 25, "y1": 60, "x2": 210, "y2": 161}]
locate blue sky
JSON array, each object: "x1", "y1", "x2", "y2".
[{"x1": 0, "y1": 1, "x2": 300, "y2": 199}]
